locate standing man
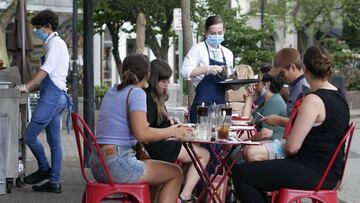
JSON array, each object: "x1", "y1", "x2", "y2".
[{"x1": 20, "y1": 9, "x2": 70, "y2": 193}]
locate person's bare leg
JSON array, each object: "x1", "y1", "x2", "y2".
[
  {"x1": 137, "y1": 159, "x2": 183, "y2": 203},
  {"x1": 243, "y1": 145, "x2": 269, "y2": 162},
  {"x1": 177, "y1": 144, "x2": 210, "y2": 200}
]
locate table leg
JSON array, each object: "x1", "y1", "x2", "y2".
[
  {"x1": 183, "y1": 143, "x2": 223, "y2": 202},
  {"x1": 206, "y1": 145, "x2": 243, "y2": 202}
]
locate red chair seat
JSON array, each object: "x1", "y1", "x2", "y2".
[
  {"x1": 276, "y1": 188, "x2": 337, "y2": 203},
  {"x1": 71, "y1": 112, "x2": 151, "y2": 203},
  {"x1": 272, "y1": 122, "x2": 356, "y2": 203},
  {"x1": 84, "y1": 182, "x2": 150, "y2": 203}
]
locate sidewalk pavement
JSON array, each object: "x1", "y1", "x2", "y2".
[{"x1": 1, "y1": 114, "x2": 360, "y2": 203}]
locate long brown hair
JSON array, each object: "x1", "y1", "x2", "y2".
[
  {"x1": 117, "y1": 54, "x2": 150, "y2": 90},
  {"x1": 148, "y1": 59, "x2": 173, "y2": 124}
]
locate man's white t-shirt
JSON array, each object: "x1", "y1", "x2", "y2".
[{"x1": 40, "y1": 32, "x2": 69, "y2": 91}]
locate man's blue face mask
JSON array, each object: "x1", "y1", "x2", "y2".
[
  {"x1": 206, "y1": 34, "x2": 224, "y2": 47},
  {"x1": 260, "y1": 86, "x2": 267, "y2": 96},
  {"x1": 35, "y1": 28, "x2": 49, "y2": 41}
]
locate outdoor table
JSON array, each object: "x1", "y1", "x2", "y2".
[{"x1": 168, "y1": 134, "x2": 260, "y2": 203}]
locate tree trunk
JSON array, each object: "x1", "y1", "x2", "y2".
[
  {"x1": 146, "y1": 26, "x2": 169, "y2": 60},
  {"x1": 145, "y1": 26, "x2": 161, "y2": 58},
  {"x1": 297, "y1": 29, "x2": 307, "y2": 56},
  {"x1": 181, "y1": 0, "x2": 194, "y2": 108},
  {"x1": 0, "y1": 0, "x2": 17, "y2": 67},
  {"x1": 106, "y1": 22, "x2": 122, "y2": 76},
  {"x1": 181, "y1": 0, "x2": 193, "y2": 55},
  {"x1": 135, "y1": 12, "x2": 146, "y2": 54}
]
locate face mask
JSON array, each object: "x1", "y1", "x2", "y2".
[
  {"x1": 35, "y1": 28, "x2": 49, "y2": 41},
  {"x1": 206, "y1": 34, "x2": 224, "y2": 47},
  {"x1": 260, "y1": 86, "x2": 267, "y2": 96}
]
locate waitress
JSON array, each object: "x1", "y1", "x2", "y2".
[{"x1": 181, "y1": 15, "x2": 234, "y2": 123}]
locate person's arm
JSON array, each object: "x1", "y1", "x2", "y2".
[
  {"x1": 284, "y1": 94, "x2": 325, "y2": 155},
  {"x1": 181, "y1": 44, "x2": 222, "y2": 79},
  {"x1": 20, "y1": 70, "x2": 48, "y2": 92},
  {"x1": 242, "y1": 84, "x2": 256, "y2": 118},
  {"x1": 191, "y1": 66, "x2": 223, "y2": 78},
  {"x1": 246, "y1": 128, "x2": 273, "y2": 141},
  {"x1": 21, "y1": 39, "x2": 63, "y2": 93},
  {"x1": 130, "y1": 111, "x2": 192, "y2": 142},
  {"x1": 261, "y1": 115, "x2": 289, "y2": 127}
]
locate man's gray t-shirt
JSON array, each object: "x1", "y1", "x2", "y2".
[{"x1": 253, "y1": 93, "x2": 287, "y2": 140}]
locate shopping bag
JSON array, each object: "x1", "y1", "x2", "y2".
[{"x1": 207, "y1": 174, "x2": 229, "y2": 203}]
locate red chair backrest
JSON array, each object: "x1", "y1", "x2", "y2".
[
  {"x1": 71, "y1": 112, "x2": 115, "y2": 186},
  {"x1": 315, "y1": 122, "x2": 356, "y2": 191}
]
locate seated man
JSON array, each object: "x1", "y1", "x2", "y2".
[{"x1": 244, "y1": 48, "x2": 310, "y2": 162}]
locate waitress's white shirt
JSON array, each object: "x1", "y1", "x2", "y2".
[
  {"x1": 181, "y1": 41, "x2": 233, "y2": 88},
  {"x1": 40, "y1": 32, "x2": 70, "y2": 91}
]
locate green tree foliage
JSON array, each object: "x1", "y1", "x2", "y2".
[
  {"x1": 321, "y1": 38, "x2": 360, "y2": 90},
  {"x1": 93, "y1": 0, "x2": 181, "y2": 63},
  {"x1": 250, "y1": 0, "x2": 349, "y2": 54},
  {"x1": 193, "y1": 0, "x2": 275, "y2": 69},
  {"x1": 343, "y1": 0, "x2": 360, "y2": 50},
  {"x1": 93, "y1": 0, "x2": 130, "y2": 71}
]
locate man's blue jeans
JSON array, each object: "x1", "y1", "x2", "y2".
[{"x1": 24, "y1": 93, "x2": 67, "y2": 184}]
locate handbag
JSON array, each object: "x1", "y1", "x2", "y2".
[
  {"x1": 126, "y1": 87, "x2": 150, "y2": 160},
  {"x1": 207, "y1": 169, "x2": 229, "y2": 203}
]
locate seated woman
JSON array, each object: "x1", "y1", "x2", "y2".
[
  {"x1": 144, "y1": 59, "x2": 210, "y2": 202},
  {"x1": 230, "y1": 73, "x2": 287, "y2": 163},
  {"x1": 89, "y1": 54, "x2": 193, "y2": 203},
  {"x1": 231, "y1": 45, "x2": 350, "y2": 203}
]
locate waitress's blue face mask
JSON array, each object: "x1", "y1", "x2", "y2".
[
  {"x1": 35, "y1": 28, "x2": 49, "y2": 41},
  {"x1": 206, "y1": 34, "x2": 224, "y2": 47}
]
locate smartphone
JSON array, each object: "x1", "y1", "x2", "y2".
[{"x1": 255, "y1": 111, "x2": 264, "y2": 118}]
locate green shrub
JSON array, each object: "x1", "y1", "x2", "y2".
[{"x1": 94, "y1": 84, "x2": 110, "y2": 109}]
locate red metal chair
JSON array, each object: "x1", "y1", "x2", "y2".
[
  {"x1": 71, "y1": 112, "x2": 151, "y2": 203},
  {"x1": 272, "y1": 122, "x2": 356, "y2": 203}
]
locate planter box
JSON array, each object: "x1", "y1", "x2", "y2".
[{"x1": 347, "y1": 91, "x2": 360, "y2": 109}]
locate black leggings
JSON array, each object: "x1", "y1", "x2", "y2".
[{"x1": 231, "y1": 159, "x2": 336, "y2": 203}]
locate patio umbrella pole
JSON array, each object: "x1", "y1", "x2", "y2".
[
  {"x1": 20, "y1": 0, "x2": 25, "y2": 77},
  {"x1": 72, "y1": 0, "x2": 78, "y2": 112}
]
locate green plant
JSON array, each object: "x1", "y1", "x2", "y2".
[
  {"x1": 320, "y1": 38, "x2": 360, "y2": 91},
  {"x1": 94, "y1": 84, "x2": 110, "y2": 109}
]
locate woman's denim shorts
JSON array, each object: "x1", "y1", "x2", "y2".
[
  {"x1": 263, "y1": 139, "x2": 286, "y2": 160},
  {"x1": 89, "y1": 145, "x2": 145, "y2": 183}
]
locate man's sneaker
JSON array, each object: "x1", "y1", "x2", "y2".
[
  {"x1": 32, "y1": 181, "x2": 61, "y2": 193},
  {"x1": 24, "y1": 168, "x2": 51, "y2": 184}
]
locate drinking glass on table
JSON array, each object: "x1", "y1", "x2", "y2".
[
  {"x1": 197, "y1": 123, "x2": 212, "y2": 140},
  {"x1": 217, "y1": 124, "x2": 230, "y2": 140},
  {"x1": 209, "y1": 104, "x2": 221, "y2": 139}
]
